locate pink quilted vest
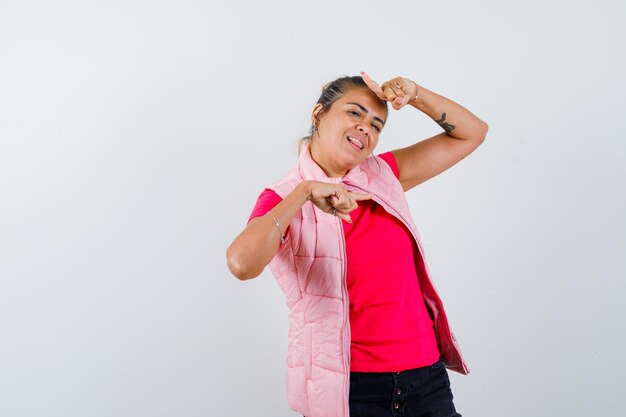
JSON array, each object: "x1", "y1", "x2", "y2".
[{"x1": 268, "y1": 142, "x2": 469, "y2": 417}]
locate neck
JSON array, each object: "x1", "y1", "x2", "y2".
[{"x1": 310, "y1": 141, "x2": 348, "y2": 178}]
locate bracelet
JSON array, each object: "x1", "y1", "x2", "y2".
[{"x1": 268, "y1": 210, "x2": 285, "y2": 245}]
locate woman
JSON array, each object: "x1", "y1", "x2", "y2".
[{"x1": 226, "y1": 71, "x2": 488, "y2": 417}]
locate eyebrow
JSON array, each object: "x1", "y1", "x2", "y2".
[{"x1": 346, "y1": 102, "x2": 386, "y2": 127}]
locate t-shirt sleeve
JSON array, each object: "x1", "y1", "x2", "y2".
[
  {"x1": 247, "y1": 188, "x2": 284, "y2": 223},
  {"x1": 377, "y1": 151, "x2": 400, "y2": 180}
]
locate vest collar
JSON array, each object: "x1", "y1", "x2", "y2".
[{"x1": 297, "y1": 142, "x2": 370, "y2": 188}]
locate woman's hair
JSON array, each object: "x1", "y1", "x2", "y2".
[{"x1": 297, "y1": 75, "x2": 388, "y2": 156}]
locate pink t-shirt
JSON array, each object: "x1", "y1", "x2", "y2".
[{"x1": 248, "y1": 152, "x2": 440, "y2": 372}]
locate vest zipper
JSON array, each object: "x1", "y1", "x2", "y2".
[{"x1": 338, "y1": 215, "x2": 351, "y2": 417}]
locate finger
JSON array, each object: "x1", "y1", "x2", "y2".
[
  {"x1": 381, "y1": 83, "x2": 399, "y2": 102},
  {"x1": 393, "y1": 94, "x2": 412, "y2": 108},
  {"x1": 331, "y1": 190, "x2": 348, "y2": 209},
  {"x1": 350, "y1": 192, "x2": 374, "y2": 201},
  {"x1": 391, "y1": 93, "x2": 411, "y2": 110},
  {"x1": 339, "y1": 213, "x2": 352, "y2": 223},
  {"x1": 334, "y1": 186, "x2": 368, "y2": 209},
  {"x1": 397, "y1": 84, "x2": 414, "y2": 107},
  {"x1": 385, "y1": 80, "x2": 406, "y2": 108},
  {"x1": 393, "y1": 93, "x2": 413, "y2": 110},
  {"x1": 331, "y1": 207, "x2": 352, "y2": 223},
  {"x1": 312, "y1": 198, "x2": 333, "y2": 214},
  {"x1": 392, "y1": 81, "x2": 404, "y2": 95},
  {"x1": 360, "y1": 71, "x2": 386, "y2": 100},
  {"x1": 394, "y1": 79, "x2": 417, "y2": 107},
  {"x1": 332, "y1": 200, "x2": 354, "y2": 212}
]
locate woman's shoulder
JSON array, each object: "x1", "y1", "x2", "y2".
[
  {"x1": 375, "y1": 151, "x2": 400, "y2": 180},
  {"x1": 247, "y1": 188, "x2": 283, "y2": 224}
]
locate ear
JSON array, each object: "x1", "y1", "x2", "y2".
[{"x1": 311, "y1": 103, "x2": 323, "y2": 127}]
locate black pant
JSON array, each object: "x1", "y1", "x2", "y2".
[{"x1": 304, "y1": 358, "x2": 461, "y2": 417}]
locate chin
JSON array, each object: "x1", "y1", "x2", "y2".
[{"x1": 345, "y1": 157, "x2": 364, "y2": 170}]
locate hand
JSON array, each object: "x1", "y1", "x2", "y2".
[
  {"x1": 305, "y1": 180, "x2": 373, "y2": 223},
  {"x1": 361, "y1": 71, "x2": 419, "y2": 111}
]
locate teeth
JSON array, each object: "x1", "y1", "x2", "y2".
[{"x1": 348, "y1": 136, "x2": 363, "y2": 149}]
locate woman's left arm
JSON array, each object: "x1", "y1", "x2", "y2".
[{"x1": 362, "y1": 72, "x2": 489, "y2": 192}]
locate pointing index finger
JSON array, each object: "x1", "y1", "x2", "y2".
[
  {"x1": 360, "y1": 71, "x2": 386, "y2": 100},
  {"x1": 350, "y1": 191, "x2": 374, "y2": 201}
]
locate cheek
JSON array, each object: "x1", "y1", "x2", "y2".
[{"x1": 323, "y1": 118, "x2": 344, "y2": 132}]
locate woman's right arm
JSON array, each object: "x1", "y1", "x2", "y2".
[
  {"x1": 226, "y1": 181, "x2": 312, "y2": 280},
  {"x1": 226, "y1": 180, "x2": 372, "y2": 280}
]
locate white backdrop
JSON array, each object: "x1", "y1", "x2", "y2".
[{"x1": 1, "y1": 1, "x2": 624, "y2": 416}]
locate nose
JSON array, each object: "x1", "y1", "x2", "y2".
[{"x1": 357, "y1": 124, "x2": 369, "y2": 135}]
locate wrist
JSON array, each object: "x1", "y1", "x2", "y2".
[
  {"x1": 297, "y1": 180, "x2": 312, "y2": 202},
  {"x1": 408, "y1": 81, "x2": 421, "y2": 105},
  {"x1": 409, "y1": 85, "x2": 440, "y2": 117}
]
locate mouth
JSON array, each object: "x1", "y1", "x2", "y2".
[{"x1": 346, "y1": 135, "x2": 365, "y2": 150}]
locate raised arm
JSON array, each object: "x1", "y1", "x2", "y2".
[{"x1": 362, "y1": 72, "x2": 488, "y2": 192}]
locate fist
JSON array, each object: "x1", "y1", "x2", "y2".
[{"x1": 361, "y1": 71, "x2": 419, "y2": 111}]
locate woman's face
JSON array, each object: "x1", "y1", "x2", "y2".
[{"x1": 310, "y1": 88, "x2": 387, "y2": 178}]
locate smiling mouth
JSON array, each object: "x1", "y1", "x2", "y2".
[{"x1": 347, "y1": 136, "x2": 364, "y2": 150}]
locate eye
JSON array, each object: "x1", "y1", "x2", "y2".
[{"x1": 349, "y1": 109, "x2": 381, "y2": 132}]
